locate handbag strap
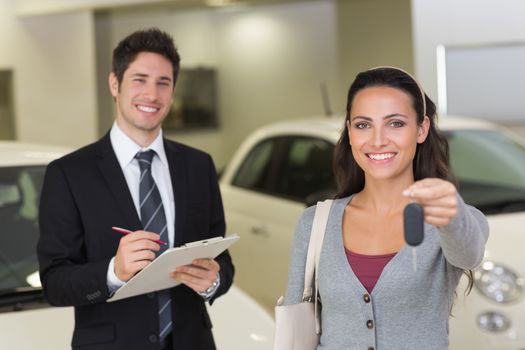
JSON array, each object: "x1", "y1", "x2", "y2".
[{"x1": 302, "y1": 199, "x2": 333, "y2": 333}]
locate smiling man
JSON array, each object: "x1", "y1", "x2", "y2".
[{"x1": 37, "y1": 28, "x2": 234, "y2": 350}]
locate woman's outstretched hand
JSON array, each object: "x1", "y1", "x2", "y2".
[{"x1": 403, "y1": 178, "x2": 458, "y2": 227}]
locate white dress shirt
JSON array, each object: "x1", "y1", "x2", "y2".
[{"x1": 106, "y1": 122, "x2": 175, "y2": 291}]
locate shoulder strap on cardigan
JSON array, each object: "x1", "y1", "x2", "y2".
[{"x1": 302, "y1": 199, "x2": 333, "y2": 333}]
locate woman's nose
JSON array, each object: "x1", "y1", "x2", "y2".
[{"x1": 371, "y1": 127, "x2": 387, "y2": 147}]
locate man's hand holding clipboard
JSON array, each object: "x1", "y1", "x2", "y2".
[
  {"x1": 107, "y1": 235, "x2": 239, "y2": 302},
  {"x1": 173, "y1": 257, "x2": 221, "y2": 294}
]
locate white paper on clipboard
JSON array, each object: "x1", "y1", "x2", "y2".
[{"x1": 107, "y1": 234, "x2": 239, "y2": 302}]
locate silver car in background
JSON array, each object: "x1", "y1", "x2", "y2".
[{"x1": 220, "y1": 116, "x2": 525, "y2": 349}]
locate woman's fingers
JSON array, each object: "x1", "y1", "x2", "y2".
[{"x1": 403, "y1": 178, "x2": 458, "y2": 225}]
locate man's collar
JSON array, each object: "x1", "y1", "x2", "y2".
[{"x1": 109, "y1": 122, "x2": 168, "y2": 168}]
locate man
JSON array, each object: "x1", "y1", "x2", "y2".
[{"x1": 37, "y1": 28, "x2": 234, "y2": 350}]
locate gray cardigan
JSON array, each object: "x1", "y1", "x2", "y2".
[{"x1": 283, "y1": 195, "x2": 489, "y2": 350}]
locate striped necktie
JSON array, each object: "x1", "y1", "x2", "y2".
[{"x1": 136, "y1": 150, "x2": 172, "y2": 345}]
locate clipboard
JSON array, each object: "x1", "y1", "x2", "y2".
[{"x1": 107, "y1": 234, "x2": 239, "y2": 302}]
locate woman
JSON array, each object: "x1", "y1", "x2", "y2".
[{"x1": 283, "y1": 67, "x2": 489, "y2": 349}]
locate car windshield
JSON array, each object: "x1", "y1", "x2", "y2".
[
  {"x1": 448, "y1": 129, "x2": 525, "y2": 214},
  {"x1": 0, "y1": 166, "x2": 45, "y2": 294}
]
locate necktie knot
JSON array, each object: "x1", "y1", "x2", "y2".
[{"x1": 136, "y1": 150, "x2": 155, "y2": 172}]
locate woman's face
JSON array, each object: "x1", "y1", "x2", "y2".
[{"x1": 347, "y1": 86, "x2": 429, "y2": 184}]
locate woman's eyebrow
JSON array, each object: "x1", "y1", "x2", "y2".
[
  {"x1": 384, "y1": 113, "x2": 409, "y2": 120},
  {"x1": 351, "y1": 115, "x2": 372, "y2": 122},
  {"x1": 351, "y1": 113, "x2": 409, "y2": 121}
]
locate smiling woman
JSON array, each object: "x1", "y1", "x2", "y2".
[{"x1": 281, "y1": 67, "x2": 489, "y2": 350}]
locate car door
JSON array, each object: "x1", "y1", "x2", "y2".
[
  {"x1": 0, "y1": 164, "x2": 74, "y2": 350},
  {"x1": 221, "y1": 135, "x2": 335, "y2": 311}
]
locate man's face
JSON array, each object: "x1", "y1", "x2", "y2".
[{"x1": 109, "y1": 52, "x2": 174, "y2": 141}]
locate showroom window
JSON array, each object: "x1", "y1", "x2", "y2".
[
  {"x1": 163, "y1": 68, "x2": 219, "y2": 131},
  {"x1": 0, "y1": 70, "x2": 15, "y2": 140}
]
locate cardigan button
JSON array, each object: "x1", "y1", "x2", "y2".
[
  {"x1": 366, "y1": 320, "x2": 374, "y2": 329},
  {"x1": 363, "y1": 294, "x2": 371, "y2": 303}
]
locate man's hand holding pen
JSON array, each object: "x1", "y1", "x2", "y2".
[{"x1": 114, "y1": 230, "x2": 162, "y2": 282}]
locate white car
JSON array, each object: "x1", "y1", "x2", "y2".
[
  {"x1": 220, "y1": 116, "x2": 525, "y2": 349},
  {"x1": 0, "y1": 141, "x2": 274, "y2": 350}
]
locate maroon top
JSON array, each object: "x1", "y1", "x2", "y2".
[{"x1": 345, "y1": 248, "x2": 396, "y2": 293}]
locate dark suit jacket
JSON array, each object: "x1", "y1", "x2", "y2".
[{"x1": 37, "y1": 133, "x2": 234, "y2": 350}]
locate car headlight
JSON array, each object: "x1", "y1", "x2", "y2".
[
  {"x1": 474, "y1": 261, "x2": 524, "y2": 303},
  {"x1": 477, "y1": 311, "x2": 511, "y2": 333}
]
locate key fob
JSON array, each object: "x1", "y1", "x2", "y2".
[{"x1": 404, "y1": 203, "x2": 424, "y2": 246}]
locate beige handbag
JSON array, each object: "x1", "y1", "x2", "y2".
[{"x1": 273, "y1": 200, "x2": 333, "y2": 350}]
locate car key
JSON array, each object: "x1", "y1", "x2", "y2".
[
  {"x1": 404, "y1": 202, "x2": 424, "y2": 271},
  {"x1": 404, "y1": 203, "x2": 424, "y2": 246}
]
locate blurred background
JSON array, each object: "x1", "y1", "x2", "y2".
[
  {"x1": 2, "y1": 0, "x2": 523, "y2": 169},
  {"x1": 3, "y1": 1, "x2": 525, "y2": 348}
]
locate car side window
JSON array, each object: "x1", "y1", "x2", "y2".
[
  {"x1": 276, "y1": 137, "x2": 335, "y2": 203},
  {"x1": 232, "y1": 138, "x2": 276, "y2": 192},
  {"x1": 447, "y1": 129, "x2": 525, "y2": 213},
  {"x1": 449, "y1": 129, "x2": 525, "y2": 190},
  {"x1": 0, "y1": 166, "x2": 45, "y2": 291},
  {"x1": 232, "y1": 136, "x2": 335, "y2": 204}
]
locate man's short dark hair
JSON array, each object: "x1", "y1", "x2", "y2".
[{"x1": 112, "y1": 28, "x2": 181, "y2": 85}]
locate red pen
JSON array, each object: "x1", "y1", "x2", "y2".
[{"x1": 112, "y1": 226, "x2": 168, "y2": 246}]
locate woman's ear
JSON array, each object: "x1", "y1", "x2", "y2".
[
  {"x1": 417, "y1": 116, "x2": 430, "y2": 144},
  {"x1": 346, "y1": 120, "x2": 351, "y2": 146}
]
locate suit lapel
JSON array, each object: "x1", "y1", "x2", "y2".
[
  {"x1": 96, "y1": 134, "x2": 142, "y2": 231},
  {"x1": 165, "y1": 140, "x2": 188, "y2": 247}
]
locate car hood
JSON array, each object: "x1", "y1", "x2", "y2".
[{"x1": 484, "y1": 211, "x2": 525, "y2": 275}]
